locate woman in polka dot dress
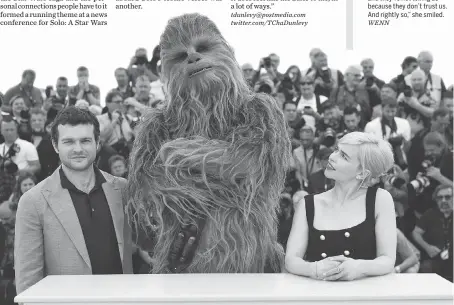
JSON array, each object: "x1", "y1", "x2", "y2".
[{"x1": 285, "y1": 132, "x2": 397, "y2": 281}]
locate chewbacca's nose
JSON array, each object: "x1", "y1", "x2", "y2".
[{"x1": 187, "y1": 53, "x2": 202, "y2": 64}]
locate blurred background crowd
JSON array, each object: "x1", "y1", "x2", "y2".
[{"x1": 0, "y1": 46, "x2": 452, "y2": 302}]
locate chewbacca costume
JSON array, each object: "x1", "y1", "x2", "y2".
[{"x1": 126, "y1": 13, "x2": 292, "y2": 273}]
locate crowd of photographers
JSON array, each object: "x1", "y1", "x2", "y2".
[{"x1": 0, "y1": 46, "x2": 452, "y2": 302}]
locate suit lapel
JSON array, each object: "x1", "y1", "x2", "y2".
[
  {"x1": 42, "y1": 170, "x2": 92, "y2": 270},
  {"x1": 102, "y1": 179, "x2": 125, "y2": 264}
]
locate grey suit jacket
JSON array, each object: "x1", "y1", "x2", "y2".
[{"x1": 14, "y1": 167, "x2": 133, "y2": 294}]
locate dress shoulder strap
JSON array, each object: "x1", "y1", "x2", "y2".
[
  {"x1": 304, "y1": 195, "x2": 315, "y2": 228},
  {"x1": 365, "y1": 187, "x2": 378, "y2": 223}
]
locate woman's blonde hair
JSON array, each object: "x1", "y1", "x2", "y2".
[{"x1": 338, "y1": 132, "x2": 394, "y2": 187}]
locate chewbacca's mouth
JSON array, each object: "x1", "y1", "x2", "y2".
[{"x1": 189, "y1": 66, "x2": 213, "y2": 77}]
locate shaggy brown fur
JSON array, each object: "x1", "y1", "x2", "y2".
[{"x1": 126, "y1": 13, "x2": 292, "y2": 273}]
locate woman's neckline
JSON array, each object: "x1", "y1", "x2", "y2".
[{"x1": 312, "y1": 218, "x2": 367, "y2": 232}]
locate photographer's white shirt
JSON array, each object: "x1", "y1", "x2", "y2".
[
  {"x1": 364, "y1": 117, "x2": 411, "y2": 141},
  {"x1": 0, "y1": 138, "x2": 39, "y2": 170}
]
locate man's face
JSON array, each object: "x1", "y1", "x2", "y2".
[
  {"x1": 404, "y1": 61, "x2": 418, "y2": 75},
  {"x1": 107, "y1": 95, "x2": 123, "y2": 114},
  {"x1": 443, "y1": 98, "x2": 453, "y2": 116},
  {"x1": 300, "y1": 79, "x2": 314, "y2": 96},
  {"x1": 270, "y1": 55, "x2": 280, "y2": 70},
  {"x1": 314, "y1": 54, "x2": 327, "y2": 69},
  {"x1": 435, "y1": 187, "x2": 453, "y2": 215},
  {"x1": 77, "y1": 70, "x2": 89, "y2": 82},
  {"x1": 411, "y1": 73, "x2": 425, "y2": 91},
  {"x1": 424, "y1": 144, "x2": 443, "y2": 160},
  {"x1": 382, "y1": 105, "x2": 397, "y2": 121},
  {"x1": 361, "y1": 61, "x2": 374, "y2": 78},
  {"x1": 30, "y1": 113, "x2": 46, "y2": 132},
  {"x1": 111, "y1": 160, "x2": 126, "y2": 177},
  {"x1": 23, "y1": 72, "x2": 35, "y2": 86},
  {"x1": 135, "y1": 80, "x2": 151, "y2": 98},
  {"x1": 343, "y1": 113, "x2": 360, "y2": 131},
  {"x1": 380, "y1": 87, "x2": 397, "y2": 99},
  {"x1": 1, "y1": 121, "x2": 18, "y2": 143},
  {"x1": 345, "y1": 72, "x2": 361, "y2": 88},
  {"x1": 432, "y1": 114, "x2": 450, "y2": 131},
  {"x1": 115, "y1": 69, "x2": 129, "y2": 87},
  {"x1": 56, "y1": 79, "x2": 69, "y2": 97},
  {"x1": 323, "y1": 107, "x2": 337, "y2": 122},
  {"x1": 283, "y1": 103, "x2": 297, "y2": 122},
  {"x1": 300, "y1": 129, "x2": 314, "y2": 148},
  {"x1": 418, "y1": 55, "x2": 433, "y2": 73},
  {"x1": 54, "y1": 124, "x2": 98, "y2": 172},
  {"x1": 12, "y1": 98, "x2": 26, "y2": 114},
  {"x1": 242, "y1": 67, "x2": 254, "y2": 80}
]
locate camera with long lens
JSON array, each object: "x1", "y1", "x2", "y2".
[
  {"x1": 257, "y1": 82, "x2": 272, "y2": 94},
  {"x1": 387, "y1": 175, "x2": 406, "y2": 188},
  {"x1": 409, "y1": 172, "x2": 431, "y2": 194},
  {"x1": 322, "y1": 127, "x2": 336, "y2": 147}
]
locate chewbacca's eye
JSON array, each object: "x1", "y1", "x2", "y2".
[
  {"x1": 175, "y1": 52, "x2": 187, "y2": 61},
  {"x1": 197, "y1": 44, "x2": 209, "y2": 53}
]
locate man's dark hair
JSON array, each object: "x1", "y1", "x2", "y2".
[
  {"x1": 321, "y1": 100, "x2": 336, "y2": 113},
  {"x1": 51, "y1": 106, "x2": 100, "y2": 143},
  {"x1": 432, "y1": 108, "x2": 450, "y2": 121},
  {"x1": 401, "y1": 56, "x2": 417, "y2": 69},
  {"x1": 343, "y1": 106, "x2": 360, "y2": 116},
  {"x1": 282, "y1": 101, "x2": 297, "y2": 110},
  {"x1": 77, "y1": 66, "x2": 89, "y2": 73},
  {"x1": 105, "y1": 91, "x2": 123, "y2": 104},
  {"x1": 57, "y1": 76, "x2": 68, "y2": 83}
]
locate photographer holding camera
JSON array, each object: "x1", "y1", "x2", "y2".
[
  {"x1": 405, "y1": 132, "x2": 452, "y2": 236},
  {"x1": 412, "y1": 184, "x2": 453, "y2": 282},
  {"x1": 128, "y1": 48, "x2": 159, "y2": 86},
  {"x1": 365, "y1": 96, "x2": 411, "y2": 170},
  {"x1": 68, "y1": 66, "x2": 101, "y2": 106},
  {"x1": 8, "y1": 95, "x2": 32, "y2": 142},
  {"x1": 398, "y1": 70, "x2": 437, "y2": 119},
  {"x1": 97, "y1": 91, "x2": 134, "y2": 160},
  {"x1": 314, "y1": 101, "x2": 344, "y2": 148},
  {"x1": 302, "y1": 49, "x2": 344, "y2": 98},
  {"x1": 251, "y1": 53, "x2": 284, "y2": 87}
]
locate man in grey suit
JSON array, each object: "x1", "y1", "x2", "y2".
[{"x1": 14, "y1": 106, "x2": 133, "y2": 295}]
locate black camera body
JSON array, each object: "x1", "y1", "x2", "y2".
[
  {"x1": 322, "y1": 127, "x2": 337, "y2": 147},
  {"x1": 403, "y1": 85, "x2": 413, "y2": 98},
  {"x1": 263, "y1": 57, "x2": 272, "y2": 68},
  {"x1": 365, "y1": 77, "x2": 374, "y2": 87},
  {"x1": 388, "y1": 135, "x2": 404, "y2": 147},
  {"x1": 281, "y1": 75, "x2": 293, "y2": 91},
  {"x1": 0, "y1": 158, "x2": 19, "y2": 175},
  {"x1": 387, "y1": 175, "x2": 406, "y2": 188}
]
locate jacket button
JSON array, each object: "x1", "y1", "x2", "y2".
[
  {"x1": 344, "y1": 232, "x2": 350, "y2": 238},
  {"x1": 320, "y1": 235, "x2": 325, "y2": 240},
  {"x1": 344, "y1": 250, "x2": 350, "y2": 256},
  {"x1": 321, "y1": 253, "x2": 327, "y2": 258}
]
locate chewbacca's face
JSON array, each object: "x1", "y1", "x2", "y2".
[{"x1": 160, "y1": 33, "x2": 240, "y2": 100}]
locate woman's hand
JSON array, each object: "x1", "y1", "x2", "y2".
[
  {"x1": 313, "y1": 257, "x2": 342, "y2": 280},
  {"x1": 322, "y1": 255, "x2": 363, "y2": 281}
]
